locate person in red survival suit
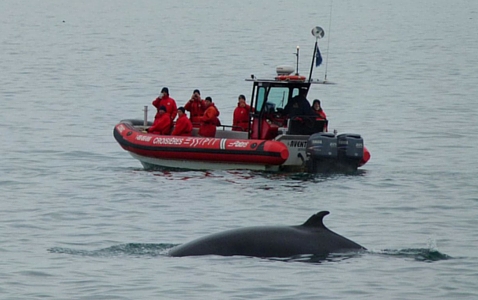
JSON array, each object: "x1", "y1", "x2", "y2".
[
  {"x1": 312, "y1": 99, "x2": 328, "y2": 132},
  {"x1": 184, "y1": 89, "x2": 206, "y2": 128},
  {"x1": 147, "y1": 106, "x2": 171, "y2": 135},
  {"x1": 312, "y1": 99, "x2": 327, "y2": 119},
  {"x1": 171, "y1": 107, "x2": 193, "y2": 136},
  {"x1": 198, "y1": 97, "x2": 220, "y2": 137},
  {"x1": 152, "y1": 87, "x2": 178, "y2": 121},
  {"x1": 232, "y1": 94, "x2": 253, "y2": 132}
]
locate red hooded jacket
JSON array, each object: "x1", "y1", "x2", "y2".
[
  {"x1": 233, "y1": 103, "x2": 252, "y2": 131},
  {"x1": 153, "y1": 96, "x2": 177, "y2": 120},
  {"x1": 314, "y1": 109, "x2": 327, "y2": 120},
  {"x1": 171, "y1": 114, "x2": 193, "y2": 136},
  {"x1": 198, "y1": 103, "x2": 220, "y2": 137},
  {"x1": 184, "y1": 97, "x2": 206, "y2": 127},
  {"x1": 313, "y1": 109, "x2": 328, "y2": 132},
  {"x1": 148, "y1": 112, "x2": 172, "y2": 135}
]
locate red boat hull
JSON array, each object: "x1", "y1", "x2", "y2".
[{"x1": 113, "y1": 122, "x2": 289, "y2": 167}]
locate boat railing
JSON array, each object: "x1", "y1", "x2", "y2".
[
  {"x1": 143, "y1": 105, "x2": 148, "y2": 126},
  {"x1": 217, "y1": 124, "x2": 248, "y2": 131},
  {"x1": 120, "y1": 119, "x2": 153, "y2": 127}
]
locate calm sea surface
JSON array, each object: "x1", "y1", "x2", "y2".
[{"x1": 1, "y1": 0, "x2": 478, "y2": 299}]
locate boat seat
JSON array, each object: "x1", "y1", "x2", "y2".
[
  {"x1": 287, "y1": 117, "x2": 328, "y2": 135},
  {"x1": 251, "y1": 119, "x2": 279, "y2": 140},
  {"x1": 215, "y1": 130, "x2": 248, "y2": 139},
  {"x1": 192, "y1": 128, "x2": 200, "y2": 137}
]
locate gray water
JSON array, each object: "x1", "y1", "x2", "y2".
[{"x1": 1, "y1": 0, "x2": 478, "y2": 299}]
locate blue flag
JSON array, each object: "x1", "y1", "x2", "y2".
[{"x1": 315, "y1": 44, "x2": 323, "y2": 67}]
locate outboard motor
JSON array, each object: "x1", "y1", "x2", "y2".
[
  {"x1": 305, "y1": 132, "x2": 338, "y2": 172},
  {"x1": 337, "y1": 133, "x2": 364, "y2": 171}
]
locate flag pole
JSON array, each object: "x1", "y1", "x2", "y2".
[{"x1": 308, "y1": 39, "x2": 318, "y2": 83}]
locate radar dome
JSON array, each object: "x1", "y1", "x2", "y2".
[{"x1": 276, "y1": 65, "x2": 294, "y2": 76}]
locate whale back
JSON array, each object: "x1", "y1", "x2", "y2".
[{"x1": 169, "y1": 211, "x2": 365, "y2": 258}]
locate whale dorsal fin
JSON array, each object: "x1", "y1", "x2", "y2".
[{"x1": 301, "y1": 211, "x2": 330, "y2": 228}]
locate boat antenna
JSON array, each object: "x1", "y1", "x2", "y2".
[
  {"x1": 324, "y1": 0, "x2": 333, "y2": 82},
  {"x1": 294, "y1": 46, "x2": 299, "y2": 75},
  {"x1": 308, "y1": 26, "x2": 325, "y2": 82}
]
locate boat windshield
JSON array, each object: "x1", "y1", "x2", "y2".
[{"x1": 256, "y1": 86, "x2": 300, "y2": 113}]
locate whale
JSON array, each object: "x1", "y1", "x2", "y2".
[{"x1": 169, "y1": 211, "x2": 365, "y2": 258}]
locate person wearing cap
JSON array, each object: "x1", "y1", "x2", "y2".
[
  {"x1": 198, "y1": 97, "x2": 220, "y2": 137},
  {"x1": 147, "y1": 105, "x2": 172, "y2": 135},
  {"x1": 152, "y1": 87, "x2": 178, "y2": 121},
  {"x1": 184, "y1": 89, "x2": 206, "y2": 128},
  {"x1": 171, "y1": 107, "x2": 193, "y2": 136},
  {"x1": 232, "y1": 94, "x2": 253, "y2": 132},
  {"x1": 312, "y1": 99, "x2": 328, "y2": 132}
]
